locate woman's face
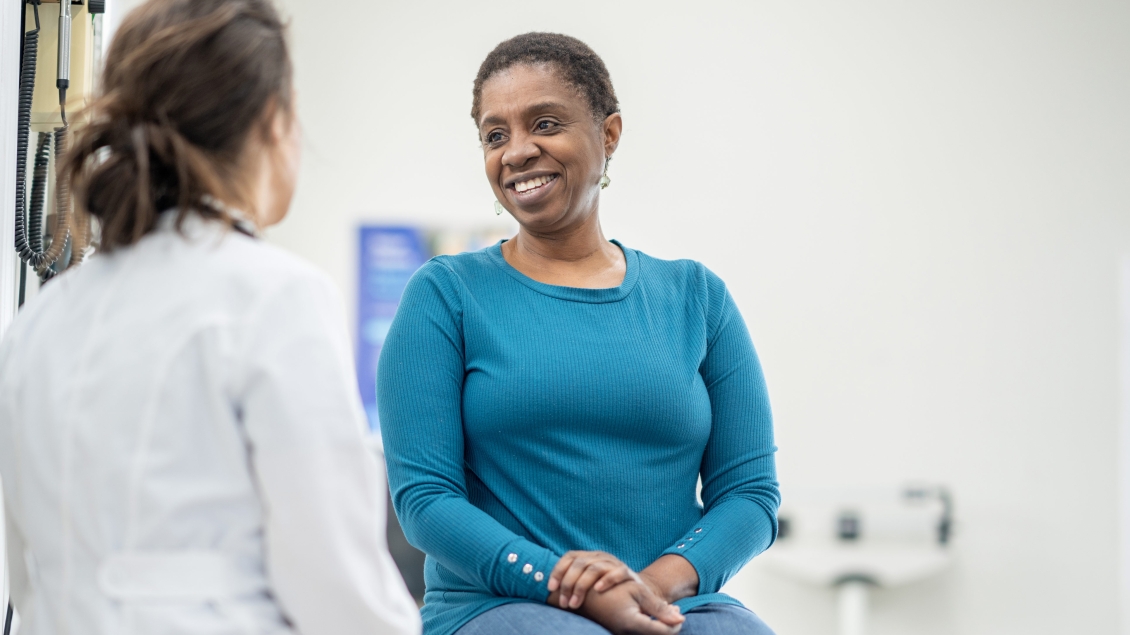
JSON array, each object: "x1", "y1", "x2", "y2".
[{"x1": 478, "y1": 63, "x2": 621, "y2": 233}]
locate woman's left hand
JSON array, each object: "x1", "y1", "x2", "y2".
[{"x1": 549, "y1": 550, "x2": 639, "y2": 609}]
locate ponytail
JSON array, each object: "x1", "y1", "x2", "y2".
[{"x1": 60, "y1": 0, "x2": 291, "y2": 252}]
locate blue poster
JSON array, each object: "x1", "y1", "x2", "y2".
[{"x1": 357, "y1": 226, "x2": 428, "y2": 431}]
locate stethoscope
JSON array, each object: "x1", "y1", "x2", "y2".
[{"x1": 198, "y1": 195, "x2": 260, "y2": 240}]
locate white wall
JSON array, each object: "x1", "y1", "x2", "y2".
[
  {"x1": 1120, "y1": 257, "x2": 1130, "y2": 635},
  {"x1": 109, "y1": 0, "x2": 1130, "y2": 632}
]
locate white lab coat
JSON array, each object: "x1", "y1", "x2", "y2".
[{"x1": 0, "y1": 213, "x2": 422, "y2": 635}]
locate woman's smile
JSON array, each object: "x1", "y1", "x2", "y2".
[{"x1": 507, "y1": 172, "x2": 561, "y2": 207}]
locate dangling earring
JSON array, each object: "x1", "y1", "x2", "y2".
[
  {"x1": 600, "y1": 156, "x2": 612, "y2": 189},
  {"x1": 494, "y1": 200, "x2": 505, "y2": 216}
]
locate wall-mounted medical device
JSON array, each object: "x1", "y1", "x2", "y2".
[
  {"x1": 14, "y1": 0, "x2": 104, "y2": 301},
  {"x1": 28, "y1": 0, "x2": 101, "y2": 130}
]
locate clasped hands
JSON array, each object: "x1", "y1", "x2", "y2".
[{"x1": 546, "y1": 551, "x2": 698, "y2": 635}]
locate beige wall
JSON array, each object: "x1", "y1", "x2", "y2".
[{"x1": 112, "y1": 1, "x2": 1130, "y2": 632}]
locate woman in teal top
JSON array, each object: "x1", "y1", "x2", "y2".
[{"x1": 378, "y1": 33, "x2": 779, "y2": 635}]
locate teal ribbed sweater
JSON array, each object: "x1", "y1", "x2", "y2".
[{"x1": 377, "y1": 241, "x2": 779, "y2": 635}]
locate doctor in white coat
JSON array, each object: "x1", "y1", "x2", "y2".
[{"x1": 0, "y1": 1, "x2": 421, "y2": 633}]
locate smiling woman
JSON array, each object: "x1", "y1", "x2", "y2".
[
  {"x1": 377, "y1": 33, "x2": 780, "y2": 635},
  {"x1": 474, "y1": 34, "x2": 624, "y2": 287}
]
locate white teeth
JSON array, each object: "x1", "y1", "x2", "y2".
[{"x1": 514, "y1": 175, "x2": 554, "y2": 193}]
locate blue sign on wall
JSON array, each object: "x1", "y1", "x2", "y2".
[{"x1": 357, "y1": 226, "x2": 429, "y2": 431}]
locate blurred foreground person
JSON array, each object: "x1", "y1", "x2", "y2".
[
  {"x1": 0, "y1": 1, "x2": 420, "y2": 633},
  {"x1": 379, "y1": 33, "x2": 778, "y2": 635}
]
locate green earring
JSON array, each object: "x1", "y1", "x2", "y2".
[{"x1": 494, "y1": 200, "x2": 505, "y2": 216}]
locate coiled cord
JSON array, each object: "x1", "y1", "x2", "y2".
[
  {"x1": 47, "y1": 124, "x2": 73, "y2": 275},
  {"x1": 28, "y1": 132, "x2": 51, "y2": 254},
  {"x1": 15, "y1": 1, "x2": 71, "y2": 277},
  {"x1": 14, "y1": 5, "x2": 40, "y2": 266}
]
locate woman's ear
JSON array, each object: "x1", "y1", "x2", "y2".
[
  {"x1": 258, "y1": 97, "x2": 283, "y2": 147},
  {"x1": 254, "y1": 95, "x2": 294, "y2": 149},
  {"x1": 602, "y1": 113, "x2": 623, "y2": 158}
]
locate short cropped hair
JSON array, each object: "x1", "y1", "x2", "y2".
[{"x1": 471, "y1": 32, "x2": 619, "y2": 125}]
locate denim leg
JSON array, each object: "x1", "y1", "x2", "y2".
[
  {"x1": 680, "y1": 604, "x2": 775, "y2": 635},
  {"x1": 455, "y1": 602, "x2": 613, "y2": 635}
]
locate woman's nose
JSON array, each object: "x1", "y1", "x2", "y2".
[{"x1": 501, "y1": 134, "x2": 540, "y2": 168}]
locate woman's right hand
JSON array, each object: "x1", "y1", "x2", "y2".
[
  {"x1": 549, "y1": 550, "x2": 639, "y2": 609},
  {"x1": 576, "y1": 580, "x2": 685, "y2": 635}
]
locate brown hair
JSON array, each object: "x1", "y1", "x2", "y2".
[{"x1": 61, "y1": 0, "x2": 292, "y2": 252}]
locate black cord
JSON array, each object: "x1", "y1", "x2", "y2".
[
  {"x1": 15, "y1": 1, "x2": 70, "y2": 278},
  {"x1": 17, "y1": 2, "x2": 29, "y2": 308},
  {"x1": 40, "y1": 125, "x2": 72, "y2": 281},
  {"x1": 14, "y1": 3, "x2": 41, "y2": 268},
  {"x1": 18, "y1": 260, "x2": 27, "y2": 308},
  {"x1": 3, "y1": 601, "x2": 11, "y2": 635},
  {"x1": 30, "y1": 133, "x2": 55, "y2": 283},
  {"x1": 29, "y1": 133, "x2": 50, "y2": 254}
]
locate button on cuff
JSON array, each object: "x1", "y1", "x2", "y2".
[
  {"x1": 497, "y1": 543, "x2": 556, "y2": 602},
  {"x1": 662, "y1": 523, "x2": 713, "y2": 558}
]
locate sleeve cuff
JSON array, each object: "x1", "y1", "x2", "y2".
[
  {"x1": 660, "y1": 521, "x2": 714, "y2": 559},
  {"x1": 494, "y1": 540, "x2": 559, "y2": 601}
]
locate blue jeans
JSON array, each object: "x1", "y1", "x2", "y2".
[{"x1": 454, "y1": 602, "x2": 775, "y2": 635}]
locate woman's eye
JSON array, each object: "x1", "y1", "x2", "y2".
[
  {"x1": 486, "y1": 131, "x2": 504, "y2": 144},
  {"x1": 536, "y1": 120, "x2": 557, "y2": 131}
]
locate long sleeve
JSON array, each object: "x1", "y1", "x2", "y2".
[
  {"x1": 660, "y1": 268, "x2": 780, "y2": 594},
  {"x1": 239, "y1": 271, "x2": 422, "y2": 635},
  {"x1": 377, "y1": 261, "x2": 559, "y2": 603}
]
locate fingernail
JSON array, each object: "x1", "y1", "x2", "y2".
[
  {"x1": 548, "y1": 580, "x2": 558, "y2": 591},
  {"x1": 570, "y1": 595, "x2": 580, "y2": 608}
]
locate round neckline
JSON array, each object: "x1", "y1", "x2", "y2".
[{"x1": 486, "y1": 239, "x2": 639, "y2": 304}]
